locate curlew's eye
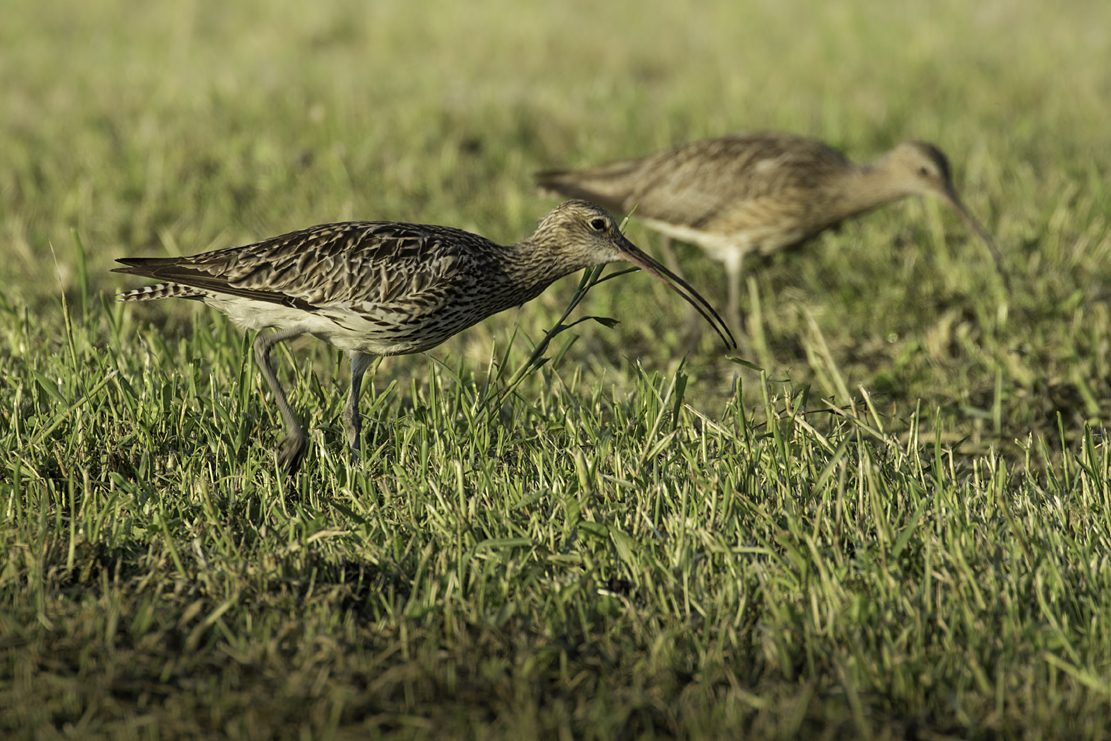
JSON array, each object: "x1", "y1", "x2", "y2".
[
  {"x1": 589, "y1": 217, "x2": 607, "y2": 232},
  {"x1": 918, "y1": 166, "x2": 930, "y2": 177}
]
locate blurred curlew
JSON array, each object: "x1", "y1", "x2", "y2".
[
  {"x1": 537, "y1": 131, "x2": 1006, "y2": 333},
  {"x1": 114, "y1": 200, "x2": 734, "y2": 474}
]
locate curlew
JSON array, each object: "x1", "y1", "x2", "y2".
[
  {"x1": 537, "y1": 131, "x2": 1006, "y2": 333},
  {"x1": 114, "y1": 200, "x2": 734, "y2": 474}
]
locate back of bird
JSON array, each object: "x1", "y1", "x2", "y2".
[{"x1": 537, "y1": 132, "x2": 853, "y2": 239}]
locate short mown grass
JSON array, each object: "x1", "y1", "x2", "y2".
[
  {"x1": 5, "y1": 290, "x2": 1111, "y2": 738},
  {"x1": 3, "y1": 0, "x2": 1111, "y2": 737}
]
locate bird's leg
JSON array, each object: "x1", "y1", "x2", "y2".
[
  {"x1": 658, "y1": 235, "x2": 704, "y2": 345},
  {"x1": 723, "y1": 249, "x2": 746, "y2": 338},
  {"x1": 343, "y1": 351, "x2": 376, "y2": 465},
  {"x1": 253, "y1": 327, "x2": 309, "y2": 474}
]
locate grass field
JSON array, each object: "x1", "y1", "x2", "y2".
[{"x1": 3, "y1": 0, "x2": 1111, "y2": 737}]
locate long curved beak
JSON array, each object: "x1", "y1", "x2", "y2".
[
  {"x1": 614, "y1": 233, "x2": 737, "y2": 351},
  {"x1": 943, "y1": 190, "x2": 1011, "y2": 292}
]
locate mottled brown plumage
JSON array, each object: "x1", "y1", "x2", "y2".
[
  {"x1": 114, "y1": 200, "x2": 734, "y2": 474},
  {"x1": 538, "y1": 131, "x2": 1005, "y2": 332}
]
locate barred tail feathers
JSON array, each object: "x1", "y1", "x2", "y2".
[{"x1": 116, "y1": 283, "x2": 208, "y2": 302}]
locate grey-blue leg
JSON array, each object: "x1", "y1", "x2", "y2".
[
  {"x1": 253, "y1": 327, "x2": 310, "y2": 474},
  {"x1": 723, "y1": 249, "x2": 745, "y2": 337},
  {"x1": 343, "y1": 351, "x2": 376, "y2": 465}
]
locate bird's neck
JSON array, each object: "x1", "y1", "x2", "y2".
[
  {"x1": 836, "y1": 159, "x2": 914, "y2": 220},
  {"x1": 482, "y1": 241, "x2": 581, "y2": 309},
  {"x1": 501, "y1": 240, "x2": 594, "y2": 295}
]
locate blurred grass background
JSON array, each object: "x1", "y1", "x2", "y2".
[
  {"x1": 4, "y1": 0, "x2": 1111, "y2": 448},
  {"x1": 3, "y1": 0, "x2": 1111, "y2": 736}
]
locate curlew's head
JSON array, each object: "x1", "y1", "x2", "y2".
[
  {"x1": 883, "y1": 142, "x2": 1008, "y2": 286},
  {"x1": 884, "y1": 141, "x2": 961, "y2": 201},
  {"x1": 530, "y1": 200, "x2": 736, "y2": 350}
]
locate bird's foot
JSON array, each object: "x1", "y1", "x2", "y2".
[
  {"x1": 277, "y1": 432, "x2": 308, "y2": 475},
  {"x1": 343, "y1": 415, "x2": 362, "y2": 468}
]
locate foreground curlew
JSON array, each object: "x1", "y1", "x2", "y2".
[
  {"x1": 537, "y1": 131, "x2": 1006, "y2": 333},
  {"x1": 114, "y1": 200, "x2": 734, "y2": 474}
]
